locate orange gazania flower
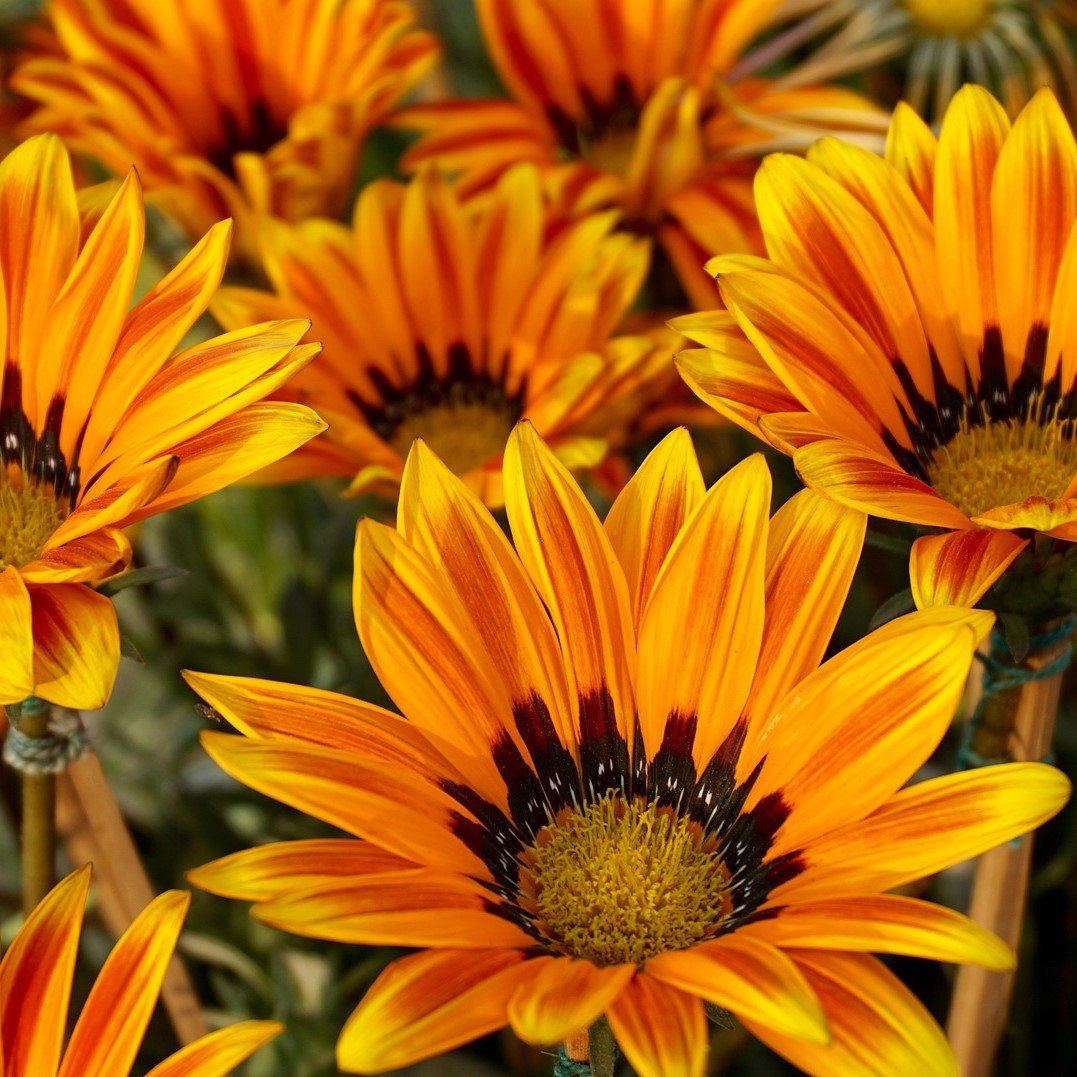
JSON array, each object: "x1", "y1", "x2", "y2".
[
  {"x1": 12, "y1": 0, "x2": 438, "y2": 260},
  {"x1": 678, "y1": 86, "x2": 1077, "y2": 609},
  {"x1": 0, "y1": 134, "x2": 324, "y2": 710},
  {"x1": 213, "y1": 164, "x2": 656, "y2": 505},
  {"x1": 188, "y1": 425, "x2": 1068, "y2": 1077},
  {"x1": 767, "y1": 0, "x2": 1077, "y2": 121},
  {"x1": 1, "y1": 866, "x2": 281, "y2": 1077},
  {"x1": 398, "y1": 0, "x2": 885, "y2": 309}
]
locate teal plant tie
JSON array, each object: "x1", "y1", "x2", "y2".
[
  {"x1": 957, "y1": 616, "x2": 1076, "y2": 770},
  {"x1": 3, "y1": 697, "x2": 88, "y2": 775},
  {"x1": 553, "y1": 1046, "x2": 591, "y2": 1076}
]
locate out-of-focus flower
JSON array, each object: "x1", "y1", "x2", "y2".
[
  {"x1": 189, "y1": 424, "x2": 1068, "y2": 1077},
  {"x1": 679, "y1": 86, "x2": 1077, "y2": 610},
  {"x1": 764, "y1": 0, "x2": 1077, "y2": 121},
  {"x1": 0, "y1": 134, "x2": 324, "y2": 710},
  {"x1": 398, "y1": 0, "x2": 886, "y2": 310},
  {"x1": 0, "y1": 866, "x2": 281, "y2": 1077},
  {"x1": 213, "y1": 164, "x2": 654, "y2": 505},
  {"x1": 12, "y1": 0, "x2": 438, "y2": 260}
]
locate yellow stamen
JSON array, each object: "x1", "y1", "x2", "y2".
[
  {"x1": 390, "y1": 400, "x2": 516, "y2": 476},
  {"x1": 927, "y1": 411, "x2": 1077, "y2": 519},
  {"x1": 520, "y1": 794, "x2": 733, "y2": 966},
  {"x1": 0, "y1": 473, "x2": 65, "y2": 570},
  {"x1": 902, "y1": 0, "x2": 993, "y2": 37}
]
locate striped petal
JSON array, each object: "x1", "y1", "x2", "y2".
[
  {"x1": 645, "y1": 934, "x2": 827, "y2": 1044},
  {"x1": 992, "y1": 89, "x2": 1077, "y2": 382},
  {"x1": 636, "y1": 454, "x2": 769, "y2": 766},
  {"x1": 742, "y1": 952, "x2": 957, "y2": 1077},
  {"x1": 603, "y1": 428, "x2": 705, "y2": 630},
  {"x1": 743, "y1": 490, "x2": 865, "y2": 746},
  {"x1": 337, "y1": 949, "x2": 532, "y2": 1074},
  {"x1": 199, "y1": 731, "x2": 487, "y2": 880},
  {"x1": 910, "y1": 529, "x2": 1027, "y2": 609},
  {"x1": 793, "y1": 439, "x2": 972, "y2": 529},
  {"x1": 0, "y1": 567, "x2": 34, "y2": 703},
  {"x1": 503, "y1": 423, "x2": 636, "y2": 785},
  {"x1": 742, "y1": 609, "x2": 984, "y2": 852},
  {"x1": 0, "y1": 866, "x2": 89, "y2": 1077},
  {"x1": 28, "y1": 583, "x2": 119, "y2": 710},
  {"x1": 252, "y1": 874, "x2": 534, "y2": 949},
  {"x1": 507, "y1": 957, "x2": 634, "y2": 1045},
  {"x1": 884, "y1": 102, "x2": 937, "y2": 217},
  {"x1": 605, "y1": 973, "x2": 706, "y2": 1077},
  {"x1": 143, "y1": 1022, "x2": 282, "y2": 1077},
  {"x1": 19, "y1": 529, "x2": 132, "y2": 585},
  {"x1": 775, "y1": 763, "x2": 1070, "y2": 903},
  {"x1": 935, "y1": 86, "x2": 1010, "y2": 375},
  {"x1": 744, "y1": 894, "x2": 1013, "y2": 970},
  {"x1": 58, "y1": 891, "x2": 189, "y2": 1077}
]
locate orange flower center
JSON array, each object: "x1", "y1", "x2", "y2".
[
  {"x1": 519, "y1": 794, "x2": 733, "y2": 966},
  {"x1": 0, "y1": 473, "x2": 64, "y2": 570},
  {"x1": 926, "y1": 413, "x2": 1077, "y2": 518},
  {"x1": 389, "y1": 400, "x2": 517, "y2": 476},
  {"x1": 902, "y1": 0, "x2": 993, "y2": 37}
]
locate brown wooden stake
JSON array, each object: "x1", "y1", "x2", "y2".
[
  {"x1": 55, "y1": 748, "x2": 207, "y2": 1046},
  {"x1": 947, "y1": 634, "x2": 1068, "y2": 1076}
]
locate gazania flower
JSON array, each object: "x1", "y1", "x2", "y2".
[
  {"x1": 12, "y1": 0, "x2": 438, "y2": 260},
  {"x1": 212, "y1": 164, "x2": 653, "y2": 505},
  {"x1": 188, "y1": 424, "x2": 1068, "y2": 1077},
  {"x1": 678, "y1": 86, "x2": 1077, "y2": 609},
  {"x1": 768, "y1": 0, "x2": 1077, "y2": 121},
  {"x1": 397, "y1": 0, "x2": 885, "y2": 309},
  {"x1": 0, "y1": 134, "x2": 324, "y2": 710},
  {"x1": 1, "y1": 865, "x2": 281, "y2": 1076}
]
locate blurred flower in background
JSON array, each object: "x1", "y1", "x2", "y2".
[
  {"x1": 768, "y1": 0, "x2": 1077, "y2": 120},
  {"x1": 398, "y1": 0, "x2": 887, "y2": 310},
  {"x1": 212, "y1": 164, "x2": 657, "y2": 504},
  {"x1": 11, "y1": 0, "x2": 438, "y2": 261},
  {"x1": 0, "y1": 866, "x2": 282, "y2": 1076}
]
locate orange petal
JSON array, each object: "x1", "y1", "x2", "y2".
[
  {"x1": 58, "y1": 891, "x2": 189, "y2": 1077},
  {"x1": 507, "y1": 958, "x2": 634, "y2": 1045},
  {"x1": 0, "y1": 866, "x2": 89, "y2": 1077},
  {"x1": 776, "y1": 762, "x2": 1070, "y2": 903},
  {"x1": 885, "y1": 102, "x2": 937, "y2": 216},
  {"x1": 743, "y1": 951, "x2": 956, "y2": 1076},
  {"x1": 28, "y1": 583, "x2": 120, "y2": 710},
  {"x1": 503, "y1": 422, "x2": 636, "y2": 783},
  {"x1": 337, "y1": 949, "x2": 532, "y2": 1074},
  {"x1": 252, "y1": 873, "x2": 534, "y2": 949},
  {"x1": 744, "y1": 894, "x2": 1013, "y2": 970},
  {"x1": 188, "y1": 839, "x2": 419, "y2": 902},
  {"x1": 972, "y1": 495, "x2": 1077, "y2": 533},
  {"x1": 744, "y1": 489, "x2": 865, "y2": 744},
  {"x1": 143, "y1": 1021, "x2": 283, "y2": 1077},
  {"x1": 605, "y1": 973, "x2": 707, "y2": 1077},
  {"x1": 0, "y1": 567, "x2": 34, "y2": 703},
  {"x1": 19, "y1": 529, "x2": 131, "y2": 585},
  {"x1": 742, "y1": 608, "x2": 983, "y2": 852},
  {"x1": 646, "y1": 934, "x2": 827, "y2": 1044},
  {"x1": 793, "y1": 439, "x2": 972, "y2": 529},
  {"x1": 910, "y1": 529, "x2": 1026, "y2": 609},
  {"x1": 636, "y1": 454, "x2": 769, "y2": 767}
]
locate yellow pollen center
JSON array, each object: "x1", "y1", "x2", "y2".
[
  {"x1": 902, "y1": 0, "x2": 993, "y2": 37},
  {"x1": 0, "y1": 475, "x2": 65, "y2": 570},
  {"x1": 926, "y1": 415, "x2": 1077, "y2": 519},
  {"x1": 520, "y1": 795, "x2": 734, "y2": 966},
  {"x1": 390, "y1": 401, "x2": 516, "y2": 476}
]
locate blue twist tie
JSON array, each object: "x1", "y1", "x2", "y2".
[
  {"x1": 554, "y1": 1046, "x2": 591, "y2": 1076},
  {"x1": 957, "y1": 615, "x2": 1076, "y2": 771}
]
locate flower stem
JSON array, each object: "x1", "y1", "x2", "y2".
[
  {"x1": 14, "y1": 699, "x2": 57, "y2": 914},
  {"x1": 947, "y1": 629, "x2": 1068, "y2": 1076}
]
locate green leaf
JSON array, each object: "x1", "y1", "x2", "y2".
[
  {"x1": 1000, "y1": 613, "x2": 1032, "y2": 664},
  {"x1": 101, "y1": 565, "x2": 189, "y2": 595},
  {"x1": 869, "y1": 589, "x2": 915, "y2": 629}
]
